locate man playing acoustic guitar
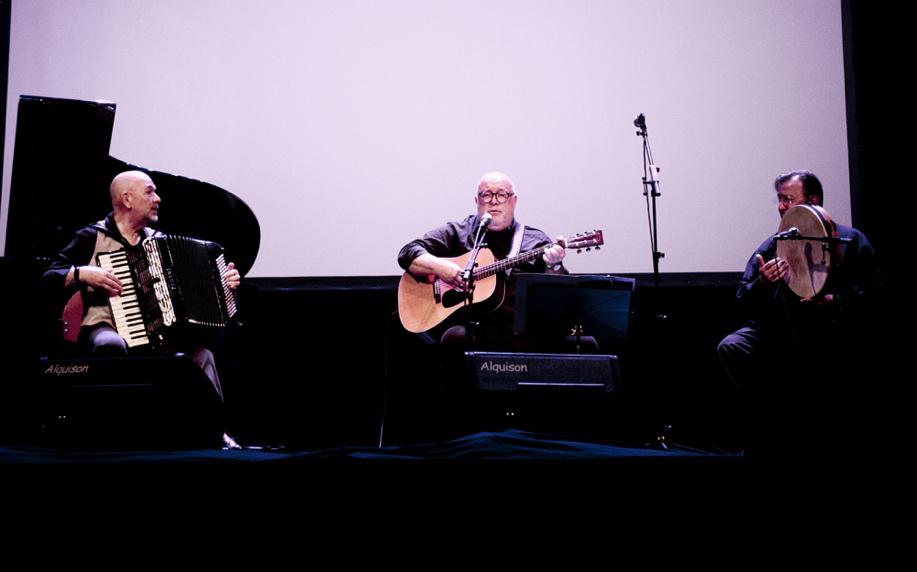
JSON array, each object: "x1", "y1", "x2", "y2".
[{"x1": 397, "y1": 171, "x2": 571, "y2": 351}]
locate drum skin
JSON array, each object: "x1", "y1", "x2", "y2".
[{"x1": 776, "y1": 204, "x2": 836, "y2": 299}]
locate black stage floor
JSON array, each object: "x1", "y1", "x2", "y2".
[{"x1": 1, "y1": 428, "x2": 742, "y2": 465}]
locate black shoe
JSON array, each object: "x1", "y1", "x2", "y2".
[{"x1": 222, "y1": 433, "x2": 242, "y2": 450}]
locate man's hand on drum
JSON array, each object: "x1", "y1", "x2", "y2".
[{"x1": 756, "y1": 254, "x2": 786, "y2": 285}]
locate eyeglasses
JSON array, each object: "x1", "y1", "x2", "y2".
[
  {"x1": 477, "y1": 191, "x2": 514, "y2": 204},
  {"x1": 776, "y1": 194, "x2": 804, "y2": 206}
]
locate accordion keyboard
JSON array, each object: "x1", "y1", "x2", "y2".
[{"x1": 97, "y1": 250, "x2": 151, "y2": 347}]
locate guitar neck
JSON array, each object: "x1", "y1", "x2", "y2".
[
  {"x1": 469, "y1": 230, "x2": 602, "y2": 279},
  {"x1": 474, "y1": 245, "x2": 552, "y2": 279}
]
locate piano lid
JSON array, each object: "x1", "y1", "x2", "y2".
[{"x1": 4, "y1": 95, "x2": 260, "y2": 276}]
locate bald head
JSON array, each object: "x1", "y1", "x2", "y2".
[
  {"x1": 110, "y1": 170, "x2": 160, "y2": 228},
  {"x1": 110, "y1": 170, "x2": 154, "y2": 204},
  {"x1": 477, "y1": 171, "x2": 515, "y2": 195}
]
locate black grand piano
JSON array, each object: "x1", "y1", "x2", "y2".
[
  {"x1": 0, "y1": 95, "x2": 261, "y2": 447},
  {"x1": 5, "y1": 95, "x2": 260, "y2": 278}
]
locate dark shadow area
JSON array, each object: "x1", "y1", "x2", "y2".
[
  {"x1": 0, "y1": 258, "x2": 900, "y2": 470},
  {"x1": 3, "y1": 263, "x2": 752, "y2": 456}
]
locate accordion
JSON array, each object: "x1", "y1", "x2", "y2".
[{"x1": 97, "y1": 235, "x2": 238, "y2": 348}]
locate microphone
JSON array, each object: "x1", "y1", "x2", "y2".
[
  {"x1": 775, "y1": 227, "x2": 800, "y2": 239},
  {"x1": 479, "y1": 212, "x2": 493, "y2": 229},
  {"x1": 633, "y1": 113, "x2": 646, "y2": 130}
]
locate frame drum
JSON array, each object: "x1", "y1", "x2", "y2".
[{"x1": 776, "y1": 204, "x2": 836, "y2": 298}]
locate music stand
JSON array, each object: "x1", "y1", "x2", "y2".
[{"x1": 514, "y1": 273, "x2": 635, "y2": 343}]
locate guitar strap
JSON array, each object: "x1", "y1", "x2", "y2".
[{"x1": 506, "y1": 222, "x2": 525, "y2": 276}]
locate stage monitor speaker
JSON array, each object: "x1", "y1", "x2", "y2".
[
  {"x1": 465, "y1": 352, "x2": 620, "y2": 394},
  {"x1": 37, "y1": 355, "x2": 224, "y2": 449}
]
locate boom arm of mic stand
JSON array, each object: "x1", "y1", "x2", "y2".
[
  {"x1": 774, "y1": 235, "x2": 853, "y2": 243},
  {"x1": 462, "y1": 225, "x2": 489, "y2": 289}
]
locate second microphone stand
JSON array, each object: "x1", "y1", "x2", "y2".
[{"x1": 461, "y1": 217, "x2": 490, "y2": 348}]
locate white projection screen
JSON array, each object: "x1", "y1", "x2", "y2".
[{"x1": 2, "y1": 0, "x2": 850, "y2": 278}]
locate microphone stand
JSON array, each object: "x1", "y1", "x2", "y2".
[
  {"x1": 635, "y1": 114, "x2": 673, "y2": 450},
  {"x1": 773, "y1": 230, "x2": 852, "y2": 267},
  {"x1": 463, "y1": 222, "x2": 489, "y2": 287},
  {"x1": 635, "y1": 113, "x2": 664, "y2": 289}
]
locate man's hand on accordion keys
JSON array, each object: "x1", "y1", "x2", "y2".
[
  {"x1": 79, "y1": 265, "x2": 123, "y2": 296},
  {"x1": 223, "y1": 262, "x2": 241, "y2": 290}
]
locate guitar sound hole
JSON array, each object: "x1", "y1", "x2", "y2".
[{"x1": 442, "y1": 289, "x2": 466, "y2": 308}]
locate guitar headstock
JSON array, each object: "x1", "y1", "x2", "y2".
[{"x1": 562, "y1": 230, "x2": 604, "y2": 252}]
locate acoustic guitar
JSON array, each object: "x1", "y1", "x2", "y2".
[{"x1": 397, "y1": 230, "x2": 603, "y2": 333}]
